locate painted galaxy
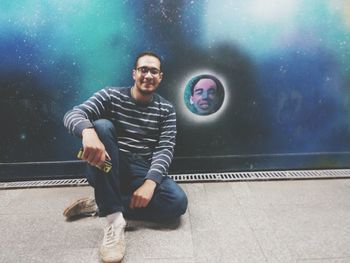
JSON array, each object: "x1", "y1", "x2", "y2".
[{"x1": 1, "y1": 1, "x2": 350, "y2": 169}]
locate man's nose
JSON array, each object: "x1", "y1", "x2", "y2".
[
  {"x1": 144, "y1": 71, "x2": 153, "y2": 78},
  {"x1": 201, "y1": 91, "x2": 208, "y2": 99}
]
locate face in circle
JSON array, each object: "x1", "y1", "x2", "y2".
[
  {"x1": 132, "y1": 55, "x2": 163, "y2": 96},
  {"x1": 190, "y1": 78, "x2": 218, "y2": 115}
]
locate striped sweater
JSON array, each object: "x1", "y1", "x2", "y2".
[{"x1": 63, "y1": 86, "x2": 176, "y2": 183}]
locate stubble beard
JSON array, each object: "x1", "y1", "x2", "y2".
[
  {"x1": 139, "y1": 82, "x2": 157, "y2": 95},
  {"x1": 139, "y1": 88, "x2": 153, "y2": 95}
]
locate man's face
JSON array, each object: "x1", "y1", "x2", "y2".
[
  {"x1": 190, "y1": 78, "x2": 218, "y2": 115},
  {"x1": 132, "y1": 55, "x2": 162, "y2": 95}
]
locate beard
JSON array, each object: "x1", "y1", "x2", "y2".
[
  {"x1": 138, "y1": 81, "x2": 157, "y2": 95},
  {"x1": 139, "y1": 87, "x2": 154, "y2": 95}
]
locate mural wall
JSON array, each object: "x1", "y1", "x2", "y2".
[{"x1": 1, "y1": 1, "x2": 350, "y2": 171}]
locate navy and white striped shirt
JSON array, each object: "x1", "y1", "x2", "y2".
[{"x1": 63, "y1": 86, "x2": 176, "y2": 183}]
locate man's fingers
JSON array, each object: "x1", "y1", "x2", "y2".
[
  {"x1": 130, "y1": 194, "x2": 150, "y2": 209},
  {"x1": 92, "y1": 150, "x2": 104, "y2": 166},
  {"x1": 129, "y1": 196, "x2": 136, "y2": 209},
  {"x1": 140, "y1": 198, "x2": 149, "y2": 208},
  {"x1": 95, "y1": 150, "x2": 106, "y2": 166},
  {"x1": 81, "y1": 147, "x2": 90, "y2": 160},
  {"x1": 81, "y1": 147, "x2": 106, "y2": 166},
  {"x1": 130, "y1": 195, "x2": 139, "y2": 209},
  {"x1": 134, "y1": 196, "x2": 142, "y2": 208},
  {"x1": 134, "y1": 197, "x2": 141, "y2": 208},
  {"x1": 105, "y1": 151, "x2": 111, "y2": 160},
  {"x1": 83, "y1": 149, "x2": 95, "y2": 163}
]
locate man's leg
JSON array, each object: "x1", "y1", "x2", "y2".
[
  {"x1": 85, "y1": 119, "x2": 125, "y2": 217},
  {"x1": 126, "y1": 176, "x2": 188, "y2": 221},
  {"x1": 122, "y1": 155, "x2": 188, "y2": 222},
  {"x1": 84, "y1": 119, "x2": 127, "y2": 263}
]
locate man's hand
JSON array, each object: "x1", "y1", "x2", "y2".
[
  {"x1": 130, "y1": 179, "x2": 157, "y2": 209},
  {"x1": 82, "y1": 128, "x2": 110, "y2": 167}
]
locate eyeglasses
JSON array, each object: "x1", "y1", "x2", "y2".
[{"x1": 136, "y1": 66, "x2": 161, "y2": 76}]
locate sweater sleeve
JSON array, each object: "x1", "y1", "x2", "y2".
[
  {"x1": 63, "y1": 88, "x2": 111, "y2": 137},
  {"x1": 146, "y1": 105, "x2": 177, "y2": 184}
]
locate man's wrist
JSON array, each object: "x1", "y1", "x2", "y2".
[
  {"x1": 82, "y1": 128, "x2": 95, "y2": 137},
  {"x1": 144, "y1": 179, "x2": 157, "y2": 188}
]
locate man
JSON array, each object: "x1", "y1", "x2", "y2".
[
  {"x1": 189, "y1": 75, "x2": 221, "y2": 115},
  {"x1": 63, "y1": 51, "x2": 188, "y2": 263}
]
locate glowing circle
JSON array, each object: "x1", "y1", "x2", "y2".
[{"x1": 182, "y1": 73, "x2": 226, "y2": 119}]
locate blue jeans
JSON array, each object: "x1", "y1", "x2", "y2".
[{"x1": 85, "y1": 119, "x2": 188, "y2": 221}]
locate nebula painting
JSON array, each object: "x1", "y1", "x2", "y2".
[{"x1": 1, "y1": 1, "x2": 350, "y2": 171}]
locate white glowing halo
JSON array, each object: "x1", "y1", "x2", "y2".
[{"x1": 178, "y1": 69, "x2": 230, "y2": 124}]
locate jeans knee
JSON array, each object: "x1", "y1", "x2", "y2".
[
  {"x1": 168, "y1": 190, "x2": 188, "y2": 218},
  {"x1": 176, "y1": 191, "x2": 188, "y2": 216},
  {"x1": 92, "y1": 119, "x2": 116, "y2": 138}
]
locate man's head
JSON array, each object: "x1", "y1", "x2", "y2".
[
  {"x1": 132, "y1": 51, "x2": 163, "y2": 96},
  {"x1": 190, "y1": 77, "x2": 219, "y2": 115}
]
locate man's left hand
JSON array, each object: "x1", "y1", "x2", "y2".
[{"x1": 130, "y1": 179, "x2": 157, "y2": 209}]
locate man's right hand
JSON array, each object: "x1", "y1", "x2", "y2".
[{"x1": 81, "y1": 128, "x2": 110, "y2": 167}]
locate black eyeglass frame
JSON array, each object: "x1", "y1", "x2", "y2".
[{"x1": 136, "y1": 66, "x2": 161, "y2": 76}]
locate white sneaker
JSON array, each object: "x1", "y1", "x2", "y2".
[{"x1": 100, "y1": 221, "x2": 126, "y2": 263}]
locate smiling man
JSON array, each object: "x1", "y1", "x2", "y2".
[{"x1": 63, "y1": 51, "x2": 188, "y2": 263}]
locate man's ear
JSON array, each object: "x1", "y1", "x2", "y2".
[
  {"x1": 190, "y1": 96, "x2": 194, "y2": 104},
  {"x1": 159, "y1": 72, "x2": 163, "y2": 82},
  {"x1": 132, "y1": 69, "x2": 136, "y2": 80}
]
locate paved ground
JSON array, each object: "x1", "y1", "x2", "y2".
[{"x1": 1, "y1": 179, "x2": 350, "y2": 263}]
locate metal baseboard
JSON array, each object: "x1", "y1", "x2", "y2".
[
  {"x1": 171, "y1": 169, "x2": 350, "y2": 182},
  {"x1": 1, "y1": 169, "x2": 350, "y2": 189}
]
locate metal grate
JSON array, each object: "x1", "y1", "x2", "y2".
[
  {"x1": 1, "y1": 169, "x2": 350, "y2": 189},
  {"x1": 171, "y1": 169, "x2": 350, "y2": 182},
  {"x1": 0, "y1": 178, "x2": 89, "y2": 189}
]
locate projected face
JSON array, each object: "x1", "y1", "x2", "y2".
[{"x1": 185, "y1": 75, "x2": 224, "y2": 116}]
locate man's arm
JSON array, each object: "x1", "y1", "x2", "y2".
[
  {"x1": 146, "y1": 105, "x2": 177, "y2": 183},
  {"x1": 129, "y1": 179, "x2": 157, "y2": 209},
  {"x1": 81, "y1": 128, "x2": 110, "y2": 167},
  {"x1": 63, "y1": 88, "x2": 112, "y2": 166},
  {"x1": 63, "y1": 88, "x2": 111, "y2": 137}
]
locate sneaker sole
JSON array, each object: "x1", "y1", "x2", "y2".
[{"x1": 102, "y1": 259, "x2": 123, "y2": 263}]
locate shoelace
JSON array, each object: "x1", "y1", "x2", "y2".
[{"x1": 103, "y1": 225, "x2": 119, "y2": 247}]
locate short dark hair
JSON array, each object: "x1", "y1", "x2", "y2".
[{"x1": 134, "y1": 51, "x2": 162, "y2": 71}]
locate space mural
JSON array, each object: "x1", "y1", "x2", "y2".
[{"x1": 1, "y1": 1, "x2": 350, "y2": 172}]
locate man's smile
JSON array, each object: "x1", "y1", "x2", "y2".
[{"x1": 199, "y1": 101, "x2": 210, "y2": 108}]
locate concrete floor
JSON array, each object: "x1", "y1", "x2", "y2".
[{"x1": 1, "y1": 179, "x2": 350, "y2": 263}]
